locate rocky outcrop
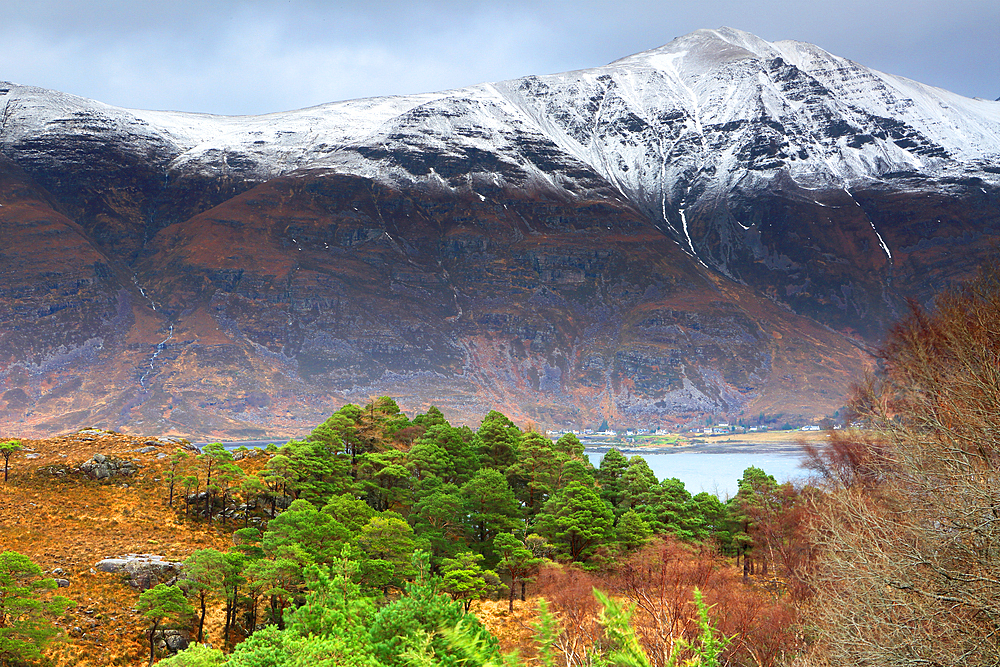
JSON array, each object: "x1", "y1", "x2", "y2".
[
  {"x1": 157, "y1": 629, "x2": 191, "y2": 653},
  {"x1": 95, "y1": 554, "x2": 182, "y2": 589},
  {"x1": 50, "y1": 568, "x2": 71, "y2": 588},
  {"x1": 79, "y1": 454, "x2": 137, "y2": 480}
]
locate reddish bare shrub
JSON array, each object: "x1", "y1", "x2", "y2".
[
  {"x1": 536, "y1": 538, "x2": 803, "y2": 667},
  {"x1": 803, "y1": 265, "x2": 1000, "y2": 666},
  {"x1": 800, "y1": 427, "x2": 895, "y2": 491},
  {"x1": 612, "y1": 538, "x2": 803, "y2": 667},
  {"x1": 534, "y1": 565, "x2": 605, "y2": 666},
  {"x1": 611, "y1": 539, "x2": 716, "y2": 663},
  {"x1": 713, "y1": 591, "x2": 799, "y2": 667}
]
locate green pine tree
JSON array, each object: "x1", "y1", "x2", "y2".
[
  {"x1": 0, "y1": 551, "x2": 73, "y2": 667},
  {"x1": 136, "y1": 584, "x2": 196, "y2": 666},
  {"x1": 0, "y1": 440, "x2": 24, "y2": 484},
  {"x1": 534, "y1": 482, "x2": 614, "y2": 562}
]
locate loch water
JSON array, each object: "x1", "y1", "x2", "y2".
[{"x1": 584, "y1": 442, "x2": 809, "y2": 500}]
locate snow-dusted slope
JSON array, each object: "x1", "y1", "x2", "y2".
[
  {"x1": 3, "y1": 26, "x2": 999, "y2": 274},
  {"x1": 4, "y1": 27, "x2": 997, "y2": 196},
  {"x1": 495, "y1": 29, "x2": 1000, "y2": 237}
]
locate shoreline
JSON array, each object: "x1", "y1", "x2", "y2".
[
  {"x1": 582, "y1": 442, "x2": 811, "y2": 456},
  {"x1": 577, "y1": 429, "x2": 828, "y2": 454}
]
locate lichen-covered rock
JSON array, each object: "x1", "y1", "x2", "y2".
[
  {"x1": 94, "y1": 558, "x2": 128, "y2": 573},
  {"x1": 160, "y1": 630, "x2": 191, "y2": 652},
  {"x1": 232, "y1": 447, "x2": 262, "y2": 461},
  {"x1": 79, "y1": 454, "x2": 137, "y2": 480},
  {"x1": 94, "y1": 554, "x2": 182, "y2": 589},
  {"x1": 156, "y1": 436, "x2": 198, "y2": 452}
]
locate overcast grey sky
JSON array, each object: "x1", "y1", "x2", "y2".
[{"x1": 1, "y1": 0, "x2": 997, "y2": 116}]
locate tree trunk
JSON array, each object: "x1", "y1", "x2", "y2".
[
  {"x1": 148, "y1": 620, "x2": 160, "y2": 666},
  {"x1": 270, "y1": 595, "x2": 285, "y2": 630},
  {"x1": 204, "y1": 462, "x2": 213, "y2": 520},
  {"x1": 197, "y1": 593, "x2": 207, "y2": 643},
  {"x1": 224, "y1": 598, "x2": 232, "y2": 651},
  {"x1": 508, "y1": 576, "x2": 516, "y2": 612}
]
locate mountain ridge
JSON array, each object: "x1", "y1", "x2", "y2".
[{"x1": 0, "y1": 28, "x2": 997, "y2": 438}]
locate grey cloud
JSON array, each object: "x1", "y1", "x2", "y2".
[{"x1": 0, "y1": 0, "x2": 996, "y2": 115}]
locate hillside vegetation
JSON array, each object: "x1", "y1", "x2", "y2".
[
  {"x1": 3, "y1": 264, "x2": 1000, "y2": 666},
  {"x1": 1, "y1": 414, "x2": 805, "y2": 666}
]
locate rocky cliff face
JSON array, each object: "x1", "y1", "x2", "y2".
[{"x1": 0, "y1": 29, "x2": 997, "y2": 438}]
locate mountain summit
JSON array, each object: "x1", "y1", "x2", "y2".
[{"x1": 1, "y1": 29, "x2": 998, "y2": 438}]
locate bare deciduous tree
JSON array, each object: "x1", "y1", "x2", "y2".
[{"x1": 803, "y1": 264, "x2": 1000, "y2": 666}]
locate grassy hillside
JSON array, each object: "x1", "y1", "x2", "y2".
[{"x1": 0, "y1": 430, "x2": 246, "y2": 666}]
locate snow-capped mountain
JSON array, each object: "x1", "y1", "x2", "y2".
[
  {"x1": 0, "y1": 28, "x2": 998, "y2": 437},
  {"x1": 4, "y1": 28, "x2": 998, "y2": 284},
  {"x1": 5, "y1": 28, "x2": 997, "y2": 207}
]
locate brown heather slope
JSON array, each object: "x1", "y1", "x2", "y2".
[
  {"x1": 0, "y1": 430, "x2": 259, "y2": 666},
  {"x1": 0, "y1": 429, "x2": 582, "y2": 666},
  {"x1": 0, "y1": 160, "x2": 871, "y2": 439},
  {"x1": 133, "y1": 172, "x2": 871, "y2": 430}
]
